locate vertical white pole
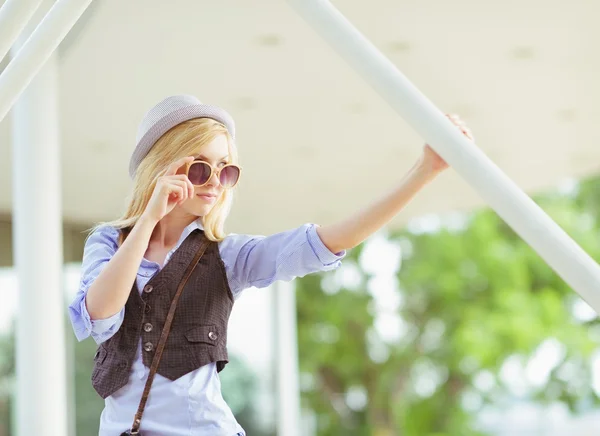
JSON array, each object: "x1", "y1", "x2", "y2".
[
  {"x1": 11, "y1": 28, "x2": 67, "y2": 436},
  {"x1": 273, "y1": 281, "x2": 301, "y2": 436},
  {"x1": 286, "y1": 0, "x2": 600, "y2": 314}
]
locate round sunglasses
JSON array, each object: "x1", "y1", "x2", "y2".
[{"x1": 184, "y1": 160, "x2": 241, "y2": 188}]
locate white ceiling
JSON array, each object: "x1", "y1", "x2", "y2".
[{"x1": 1, "y1": 0, "x2": 599, "y2": 235}]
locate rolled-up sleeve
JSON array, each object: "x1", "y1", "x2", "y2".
[
  {"x1": 68, "y1": 226, "x2": 125, "y2": 344},
  {"x1": 219, "y1": 223, "x2": 345, "y2": 298}
]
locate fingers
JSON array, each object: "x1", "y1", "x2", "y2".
[
  {"x1": 165, "y1": 156, "x2": 195, "y2": 177},
  {"x1": 168, "y1": 180, "x2": 190, "y2": 204},
  {"x1": 157, "y1": 177, "x2": 191, "y2": 204},
  {"x1": 185, "y1": 177, "x2": 194, "y2": 199},
  {"x1": 157, "y1": 173, "x2": 195, "y2": 205},
  {"x1": 448, "y1": 113, "x2": 466, "y2": 128},
  {"x1": 447, "y1": 113, "x2": 474, "y2": 141},
  {"x1": 168, "y1": 174, "x2": 195, "y2": 199}
]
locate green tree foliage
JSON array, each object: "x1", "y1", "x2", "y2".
[
  {"x1": 0, "y1": 332, "x2": 14, "y2": 436},
  {"x1": 296, "y1": 177, "x2": 600, "y2": 435},
  {"x1": 72, "y1": 333, "x2": 105, "y2": 435},
  {"x1": 221, "y1": 355, "x2": 275, "y2": 435}
]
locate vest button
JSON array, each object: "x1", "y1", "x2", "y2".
[
  {"x1": 143, "y1": 323, "x2": 153, "y2": 333},
  {"x1": 208, "y1": 331, "x2": 218, "y2": 341},
  {"x1": 143, "y1": 285, "x2": 153, "y2": 293},
  {"x1": 144, "y1": 304, "x2": 151, "y2": 314},
  {"x1": 144, "y1": 342, "x2": 154, "y2": 352}
]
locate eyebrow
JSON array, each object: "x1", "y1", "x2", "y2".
[{"x1": 195, "y1": 154, "x2": 229, "y2": 162}]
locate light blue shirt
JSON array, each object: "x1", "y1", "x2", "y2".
[{"x1": 68, "y1": 219, "x2": 344, "y2": 436}]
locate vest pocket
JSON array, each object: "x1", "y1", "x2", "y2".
[
  {"x1": 184, "y1": 325, "x2": 219, "y2": 345},
  {"x1": 185, "y1": 325, "x2": 221, "y2": 370},
  {"x1": 93, "y1": 346, "x2": 108, "y2": 364},
  {"x1": 91, "y1": 346, "x2": 108, "y2": 381}
]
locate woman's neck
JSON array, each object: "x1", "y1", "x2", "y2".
[{"x1": 151, "y1": 213, "x2": 198, "y2": 248}]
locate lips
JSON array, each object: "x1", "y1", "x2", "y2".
[{"x1": 196, "y1": 193, "x2": 217, "y2": 202}]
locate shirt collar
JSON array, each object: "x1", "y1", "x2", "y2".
[{"x1": 177, "y1": 217, "x2": 203, "y2": 243}]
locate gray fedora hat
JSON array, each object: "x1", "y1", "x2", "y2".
[{"x1": 129, "y1": 94, "x2": 236, "y2": 178}]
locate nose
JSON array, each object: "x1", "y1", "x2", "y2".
[{"x1": 206, "y1": 169, "x2": 221, "y2": 188}]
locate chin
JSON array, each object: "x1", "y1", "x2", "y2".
[{"x1": 182, "y1": 203, "x2": 215, "y2": 217}]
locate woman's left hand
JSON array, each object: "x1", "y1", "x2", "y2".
[
  {"x1": 419, "y1": 113, "x2": 474, "y2": 176},
  {"x1": 316, "y1": 113, "x2": 475, "y2": 253}
]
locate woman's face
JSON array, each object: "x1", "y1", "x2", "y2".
[{"x1": 176, "y1": 133, "x2": 231, "y2": 217}]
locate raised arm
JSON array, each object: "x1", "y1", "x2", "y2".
[
  {"x1": 316, "y1": 115, "x2": 473, "y2": 253},
  {"x1": 84, "y1": 156, "x2": 196, "y2": 319}
]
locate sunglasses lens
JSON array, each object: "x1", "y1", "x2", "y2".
[
  {"x1": 219, "y1": 165, "x2": 240, "y2": 188},
  {"x1": 188, "y1": 162, "x2": 211, "y2": 186}
]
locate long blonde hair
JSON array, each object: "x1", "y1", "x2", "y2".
[{"x1": 97, "y1": 118, "x2": 238, "y2": 244}]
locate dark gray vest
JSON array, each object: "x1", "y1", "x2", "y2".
[{"x1": 91, "y1": 229, "x2": 234, "y2": 399}]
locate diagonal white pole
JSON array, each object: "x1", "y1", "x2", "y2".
[
  {"x1": 0, "y1": 0, "x2": 43, "y2": 64},
  {"x1": 286, "y1": 0, "x2": 600, "y2": 315},
  {"x1": 0, "y1": 0, "x2": 93, "y2": 124}
]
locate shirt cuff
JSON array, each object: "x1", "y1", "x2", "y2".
[
  {"x1": 306, "y1": 224, "x2": 346, "y2": 267},
  {"x1": 76, "y1": 294, "x2": 123, "y2": 344}
]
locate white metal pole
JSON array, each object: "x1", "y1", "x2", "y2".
[
  {"x1": 273, "y1": 281, "x2": 301, "y2": 436},
  {"x1": 11, "y1": 33, "x2": 67, "y2": 436},
  {"x1": 286, "y1": 0, "x2": 600, "y2": 314},
  {"x1": 0, "y1": 0, "x2": 93, "y2": 124},
  {"x1": 0, "y1": 0, "x2": 43, "y2": 64}
]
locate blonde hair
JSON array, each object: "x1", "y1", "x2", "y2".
[{"x1": 95, "y1": 118, "x2": 238, "y2": 244}]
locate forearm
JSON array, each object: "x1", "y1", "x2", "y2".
[
  {"x1": 85, "y1": 215, "x2": 157, "y2": 319},
  {"x1": 317, "y1": 163, "x2": 436, "y2": 253}
]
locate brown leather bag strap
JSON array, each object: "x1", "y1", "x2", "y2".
[{"x1": 128, "y1": 239, "x2": 210, "y2": 434}]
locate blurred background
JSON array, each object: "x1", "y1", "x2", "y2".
[{"x1": 1, "y1": 0, "x2": 600, "y2": 435}]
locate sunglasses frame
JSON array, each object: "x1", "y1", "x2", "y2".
[{"x1": 184, "y1": 159, "x2": 242, "y2": 189}]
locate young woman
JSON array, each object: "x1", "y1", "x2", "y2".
[{"x1": 68, "y1": 95, "x2": 473, "y2": 435}]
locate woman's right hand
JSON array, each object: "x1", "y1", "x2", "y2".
[{"x1": 141, "y1": 156, "x2": 196, "y2": 224}]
